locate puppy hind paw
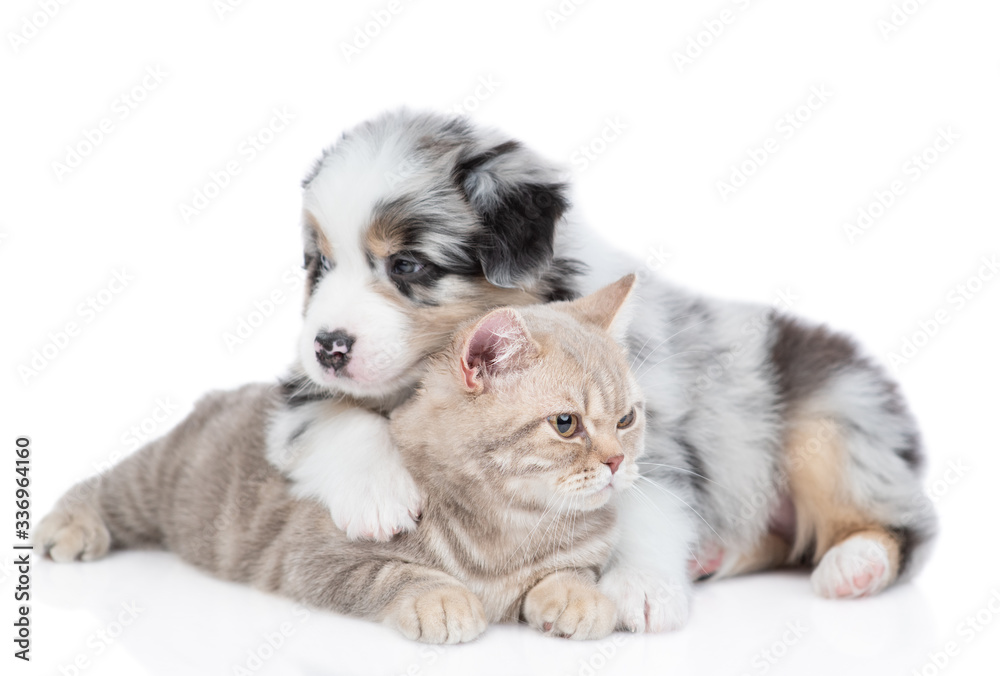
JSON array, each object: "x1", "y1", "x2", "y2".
[
  {"x1": 812, "y1": 535, "x2": 894, "y2": 599},
  {"x1": 687, "y1": 540, "x2": 725, "y2": 580}
]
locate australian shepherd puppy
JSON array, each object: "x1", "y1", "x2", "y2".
[
  {"x1": 265, "y1": 113, "x2": 584, "y2": 544},
  {"x1": 267, "y1": 110, "x2": 936, "y2": 630},
  {"x1": 42, "y1": 109, "x2": 938, "y2": 634}
]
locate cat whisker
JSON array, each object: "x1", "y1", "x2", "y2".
[
  {"x1": 526, "y1": 494, "x2": 569, "y2": 567},
  {"x1": 624, "y1": 484, "x2": 709, "y2": 574},
  {"x1": 635, "y1": 349, "x2": 714, "y2": 383},
  {"x1": 628, "y1": 333, "x2": 655, "y2": 371},
  {"x1": 635, "y1": 462, "x2": 723, "y2": 487},
  {"x1": 283, "y1": 377, "x2": 348, "y2": 407},
  {"x1": 551, "y1": 496, "x2": 575, "y2": 563},
  {"x1": 501, "y1": 485, "x2": 520, "y2": 522},
  {"x1": 634, "y1": 475, "x2": 729, "y2": 546},
  {"x1": 566, "y1": 508, "x2": 579, "y2": 566},
  {"x1": 501, "y1": 493, "x2": 563, "y2": 569},
  {"x1": 629, "y1": 313, "x2": 708, "y2": 374},
  {"x1": 630, "y1": 316, "x2": 712, "y2": 376}
]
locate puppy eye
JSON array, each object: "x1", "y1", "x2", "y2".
[
  {"x1": 548, "y1": 414, "x2": 579, "y2": 438},
  {"x1": 320, "y1": 255, "x2": 333, "y2": 272},
  {"x1": 617, "y1": 408, "x2": 636, "y2": 430},
  {"x1": 389, "y1": 255, "x2": 424, "y2": 277}
]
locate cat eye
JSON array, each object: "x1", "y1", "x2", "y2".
[
  {"x1": 617, "y1": 408, "x2": 636, "y2": 430},
  {"x1": 320, "y1": 254, "x2": 333, "y2": 272},
  {"x1": 389, "y1": 254, "x2": 425, "y2": 277},
  {"x1": 548, "y1": 413, "x2": 579, "y2": 438}
]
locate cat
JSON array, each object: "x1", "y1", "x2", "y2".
[{"x1": 36, "y1": 275, "x2": 680, "y2": 643}]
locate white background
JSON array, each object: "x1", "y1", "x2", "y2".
[{"x1": 3, "y1": 0, "x2": 999, "y2": 674}]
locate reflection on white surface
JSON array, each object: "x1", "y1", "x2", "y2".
[{"x1": 12, "y1": 547, "x2": 960, "y2": 676}]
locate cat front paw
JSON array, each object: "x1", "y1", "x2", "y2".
[
  {"x1": 524, "y1": 572, "x2": 616, "y2": 640},
  {"x1": 388, "y1": 586, "x2": 487, "y2": 644},
  {"x1": 599, "y1": 565, "x2": 690, "y2": 633}
]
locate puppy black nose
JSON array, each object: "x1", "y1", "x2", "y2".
[{"x1": 315, "y1": 330, "x2": 355, "y2": 372}]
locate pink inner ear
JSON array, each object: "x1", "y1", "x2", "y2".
[{"x1": 461, "y1": 310, "x2": 529, "y2": 391}]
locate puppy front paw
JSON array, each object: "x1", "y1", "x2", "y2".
[
  {"x1": 332, "y1": 469, "x2": 424, "y2": 542},
  {"x1": 388, "y1": 586, "x2": 487, "y2": 644},
  {"x1": 524, "y1": 572, "x2": 616, "y2": 640},
  {"x1": 599, "y1": 565, "x2": 690, "y2": 633},
  {"x1": 281, "y1": 407, "x2": 424, "y2": 542}
]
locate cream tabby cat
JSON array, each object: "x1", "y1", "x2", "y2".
[{"x1": 37, "y1": 275, "x2": 666, "y2": 642}]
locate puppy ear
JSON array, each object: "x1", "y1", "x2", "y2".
[
  {"x1": 454, "y1": 141, "x2": 569, "y2": 288},
  {"x1": 563, "y1": 274, "x2": 637, "y2": 343},
  {"x1": 459, "y1": 308, "x2": 537, "y2": 393}
]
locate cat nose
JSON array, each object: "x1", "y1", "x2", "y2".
[
  {"x1": 604, "y1": 454, "x2": 624, "y2": 475},
  {"x1": 315, "y1": 329, "x2": 355, "y2": 372}
]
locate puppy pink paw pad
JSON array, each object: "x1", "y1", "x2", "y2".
[
  {"x1": 688, "y1": 541, "x2": 725, "y2": 578},
  {"x1": 812, "y1": 536, "x2": 893, "y2": 600}
]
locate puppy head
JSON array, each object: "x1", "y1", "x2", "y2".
[{"x1": 295, "y1": 110, "x2": 580, "y2": 402}]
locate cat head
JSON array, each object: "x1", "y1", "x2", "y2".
[{"x1": 392, "y1": 274, "x2": 644, "y2": 513}]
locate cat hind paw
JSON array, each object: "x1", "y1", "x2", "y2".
[{"x1": 35, "y1": 506, "x2": 111, "y2": 563}]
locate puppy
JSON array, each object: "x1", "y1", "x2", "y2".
[
  {"x1": 270, "y1": 110, "x2": 937, "y2": 632},
  {"x1": 267, "y1": 111, "x2": 582, "y2": 541}
]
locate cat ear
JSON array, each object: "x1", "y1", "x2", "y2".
[
  {"x1": 460, "y1": 308, "x2": 536, "y2": 393},
  {"x1": 564, "y1": 273, "x2": 637, "y2": 342}
]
